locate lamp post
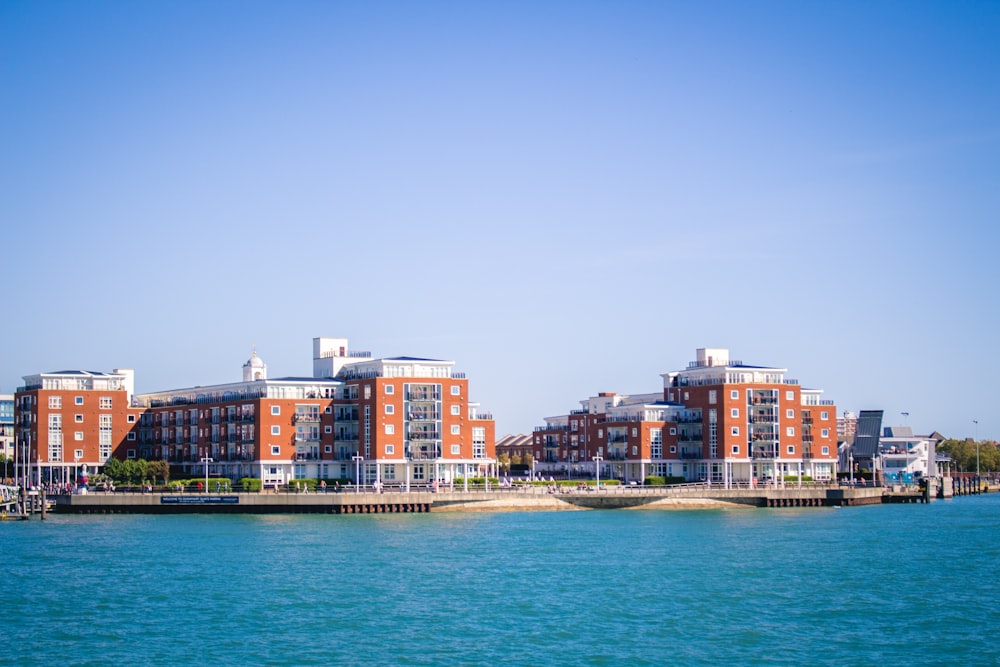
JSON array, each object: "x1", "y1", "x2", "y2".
[
  {"x1": 200, "y1": 457, "x2": 213, "y2": 494},
  {"x1": 352, "y1": 454, "x2": 363, "y2": 494},
  {"x1": 593, "y1": 455, "x2": 603, "y2": 488},
  {"x1": 973, "y1": 420, "x2": 979, "y2": 478}
]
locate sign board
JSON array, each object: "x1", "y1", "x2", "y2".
[{"x1": 160, "y1": 496, "x2": 239, "y2": 505}]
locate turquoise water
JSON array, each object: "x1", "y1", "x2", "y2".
[{"x1": 4, "y1": 497, "x2": 1000, "y2": 666}]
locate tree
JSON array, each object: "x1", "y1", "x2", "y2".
[
  {"x1": 103, "y1": 457, "x2": 125, "y2": 481},
  {"x1": 147, "y1": 459, "x2": 169, "y2": 484}
]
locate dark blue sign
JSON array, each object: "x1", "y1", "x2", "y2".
[{"x1": 160, "y1": 496, "x2": 239, "y2": 505}]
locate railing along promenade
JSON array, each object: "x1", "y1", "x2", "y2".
[{"x1": 45, "y1": 479, "x2": 948, "y2": 514}]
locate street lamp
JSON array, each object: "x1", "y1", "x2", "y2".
[
  {"x1": 352, "y1": 454, "x2": 363, "y2": 494},
  {"x1": 973, "y1": 420, "x2": 980, "y2": 478},
  {"x1": 200, "y1": 457, "x2": 213, "y2": 494},
  {"x1": 593, "y1": 455, "x2": 603, "y2": 488}
]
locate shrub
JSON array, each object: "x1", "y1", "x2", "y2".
[{"x1": 238, "y1": 478, "x2": 262, "y2": 492}]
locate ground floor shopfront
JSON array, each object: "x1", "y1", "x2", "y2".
[{"x1": 534, "y1": 458, "x2": 837, "y2": 487}]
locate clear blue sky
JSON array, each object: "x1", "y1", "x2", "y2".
[{"x1": 2, "y1": 1, "x2": 998, "y2": 441}]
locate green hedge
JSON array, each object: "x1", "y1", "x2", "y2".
[
  {"x1": 167, "y1": 478, "x2": 234, "y2": 492},
  {"x1": 238, "y1": 478, "x2": 262, "y2": 492}
]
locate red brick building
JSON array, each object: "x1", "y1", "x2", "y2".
[
  {"x1": 15, "y1": 338, "x2": 495, "y2": 488},
  {"x1": 533, "y1": 348, "x2": 838, "y2": 486}
]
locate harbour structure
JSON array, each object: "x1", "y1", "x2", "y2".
[
  {"x1": 878, "y1": 426, "x2": 941, "y2": 484},
  {"x1": 530, "y1": 348, "x2": 839, "y2": 487},
  {"x1": 14, "y1": 337, "x2": 495, "y2": 488}
]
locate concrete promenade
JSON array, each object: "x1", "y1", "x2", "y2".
[{"x1": 50, "y1": 483, "x2": 924, "y2": 514}]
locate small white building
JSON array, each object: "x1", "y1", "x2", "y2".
[{"x1": 879, "y1": 426, "x2": 938, "y2": 483}]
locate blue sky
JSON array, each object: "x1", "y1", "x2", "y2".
[{"x1": 2, "y1": 1, "x2": 998, "y2": 441}]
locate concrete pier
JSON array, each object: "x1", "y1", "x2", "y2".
[{"x1": 51, "y1": 483, "x2": 931, "y2": 514}]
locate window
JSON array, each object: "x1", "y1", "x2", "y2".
[
  {"x1": 325, "y1": 406, "x2": 332, "y2": 414},
  {"x1": 271, "y1": 425, "x2": 280, "y2": 436},
  {"x1": 324, "y1": 425, "x2": 332, "y2": 434},
  {"x1": 708, "y1": 390, "x2": 717, "y2": 404},
  {"x1": 786, "y1": 391, "x2": 794, "y2": 401},
  {"x1": 451, "y1": 444, "x2": 461, "y2": 455},
  {"x1": 731, "y1": 426, "x2": 740, "y2": 436},
  {"x1": 74, "y1": 449, "x2": 84, "y2": 460},
  {"x1": 74, "y1": 432, "x2": 84, "y2": 441},
  {"x1": 632, "y1": 446, "x2": 638, "y2": 455},
  {"x1": 820, "y1": 411, "x2": 829, "y2": 420},
  {"x1": 385, "y1": 384, "x2": 394, "y2": 395},
  {"x1": 99, "y1": 397, "x2": 112, "y2": 409},
  {"x1": 730, "y1": 390, "x2": 739, "y2": 400},
  {"x1": 598, "y1": 429, "x2": 603, "y2": 438},
  {"x1": 385, "y1": 444, "x2": 395, "y2": 455},
  {"x1": 669, "y1": 427, "x2": 676, "y2": 435},
  {"x1": 75, "y1": 396, "x2": 84, "y2": 405},
  {"x1": 271, "y1": 405, "x2": 281, "y2": 416},
  {"x1": 669, "y1": 445, "x2": 677, "y2": 453},
  {"x1": 821, "y1": 429, "x2": 830, "y2": 438},
  {"x1": 731, "y1": 408, "x2": 739, "y2": 418},
  {"x1": 385, "y1": 404, "x2": 394, "y2": 414},
  {"x1": 49, "y1": 396, "x2": 62, "y2": 409},
  {"x1": 786, "y1": 427, "x2": 795, "y2": 436},
  {"x1": 787, "y1": 445, "x2": 795, "y2": 454},
  {"x1": 75, "y1": 414, "x2": 84, "y2": 423},
  {"x1": 364, "y1": 385, "x2": 371, "y2": 400},
  {"x1": 786, "y1": 409, "x2": 795, "y2": 418},
  {"x1": 631, "y1": 428, "x2": 638, "y2": 437},
  {"x1": 385, "y1": 425, "x2": 394, "y2": 435},
  {"x1": 127, "y1": 432, "x2": 136, "y2": 441},
  {"x1": 451, "y1": 385, "x2": 460, "y2": 396},
  {"x1": 451, "y1": 425, "x2": 460, "y2": 435},
  {"x1": 324, "y1": 445, "x2": 332, "y2": 453},
  {"x1": 127, "y1": 449, "x2": 136, "y2": 459},
  {"x1": 271, "y1": 445, "x2": 281, "y2": 456},
  {"x1": 450, "y1": 405, "x2": 461, "y2": 416},
  {"x1": 821, "y1": 446, "x2": 830, "y2": 455},
  {"x1": 127, "y1": 414, "x2": 136, "y2": 423},
  {"x1": 732, "y1": 445, "x2": 739, "y2": 454}
]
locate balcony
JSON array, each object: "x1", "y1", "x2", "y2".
[
  {"x1": 408, "y1": 411, "x2": 440, "y2": 421},
  {"x1": 407, "y1": 431, "x2": 440, "y2": 441},
  {"x1": 673, "y1": 415, "x2": 703, "y2": 424},
  {"x1": 408, "y1": 446, "x2": 441, "y2": 460},
  {"x1": 406, "y1": 392, "x2": 440, "y2": 402},
  {"x1": 294, "y1": 414, "x2": 321, "y2": 424}
]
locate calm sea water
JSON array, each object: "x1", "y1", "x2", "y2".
[{"x1": 3, "y1": 496, "x2": 999, "y2": 666}]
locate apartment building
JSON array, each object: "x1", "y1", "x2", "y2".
[
  {"x1": 13, "y1": 370, "x2": 142, "y2": 485},
  {"x1": 533, "y1": 348, "x2": 838, "y2": 486},
  {"x1": 14, "y1": 338, "x2": 495, "y2": 488},
  {"x1": 1, "y1": 394, "x2": 14, "y2": 477}
]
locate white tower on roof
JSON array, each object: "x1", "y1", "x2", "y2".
[{"x1": 243, "y1": 345, "x2": 267, "y2": 382}]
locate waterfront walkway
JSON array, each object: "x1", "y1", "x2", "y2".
[{"x1": 47, "y1": 481, "x2": 947, "y2": 514}]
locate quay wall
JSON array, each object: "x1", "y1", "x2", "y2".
[{"x1": 52, "y1": 485, "x2": 914, "y2": 514}]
